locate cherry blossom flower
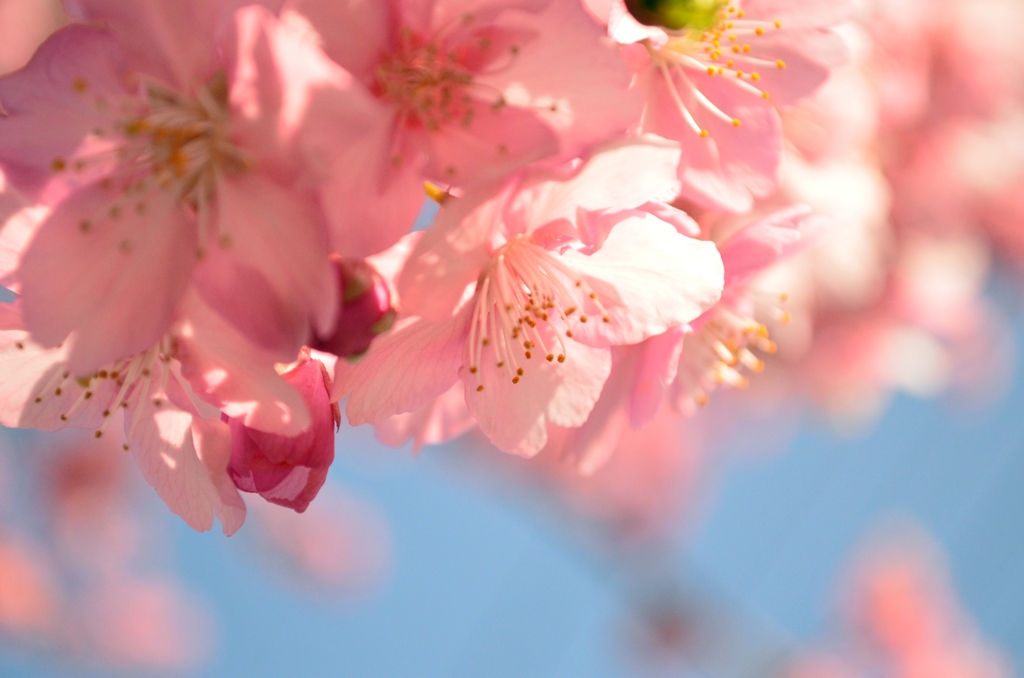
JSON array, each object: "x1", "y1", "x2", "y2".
[
  {"x1": 586, "y1": 0, "x2": 851, "y2": 212},
  {"x1": 335, "y1": 140, "x2": 724, "y2": 456},
  {"x1": 225, "y1": 350, "x2": 339, "y2": 512},
  {"x1": 282, "y1": 0, "x2": 642, "y2": 256},
  {"x1": 0, "y1": 2, "x2": 382, "y2": 372},
  {"x1": 0, "y1": 291, "x2": 320, "y2": 534}
]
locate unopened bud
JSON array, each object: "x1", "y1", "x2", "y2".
[
  {"x1": 311, "y1": 256, "x2": 396, "y2": 360},
  {"x1": 624, "y1": 0, "x2": 725, "y2": 31}
]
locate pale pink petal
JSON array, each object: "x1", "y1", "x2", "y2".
[
  {"x1": 0, "y1": 178, "x2": 43, "y2": 291},
  {"x1": 281, "y1": 1, "x2": 394, "y2": 83},
  {"x1": 0, "y1": 25, "x2": 127, "y2": 199},
  {"x1": 397, "y1": 191, "x2": 501, "y2": 321},
  {"x1": 461, "y1": 328, "x2": 611, "y2": 456},
  {"x1": 560, "y1": 214, "x2": 724, "y2": 347},
  {"x1": 741, "y1": 0, "x2": 855, "y2": 29},
  {"x1": 206, "y1": 173, "x2": 336, "y2": 343},
  {"x1": 65, "y1": 0, "x2": 262, "y2": 92},
  {"x1": 629, "y1": 327, "x2": 684, "y2": 428},
  {"x1": 420, "y1": 99, "x2": 559, "y2": 185},
  {"x1": 175, "y1": 291, "x2": 311, "y2": 437},
  {"x1": 374, "y1": 382, "x2": 476, "y2": 451},
  {"x1": 227, "y1": 4, "x2": 379, "y2": 172},
  {"x1": 477, "y1": 0, "x2": 641, "y2": 160},
  {"x1": 719, "y1": 204, "x2": 809, "y2": 288},
  {"x1": 316, "y1": 119, "x2": 426, "y2": 258},
  {"x1": 18, "y1": 181, "x2": 196, "y2": 373},
  {"x1": 510, "y1": 138, "x2": 683, "y2": 235},
  {"x1": 0, "y1": 329, "x2": 112, "y2": 431},
  {"x1": 125, "y1": 372, "x2": 240, "y2": 534},
  {"x1": 335, "y1": 311, "x2": 470, "y2": 424},
  {"x1": 191, "y1": 417, "x2": 247, "y2": 536},
  {"x1": 740, "y1": 29, "x2": 848, "y2": 106}
]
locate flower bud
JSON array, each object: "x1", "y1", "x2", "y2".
[
  {"x1": 311, "y1": 256, "x2": 396, "y2": 360},
  {"x1": 625, "y1": 0, "x2": 725, "y2": 31},
  {"x1": 225, "y1": 354, "x2": 340, "y2": 513}
]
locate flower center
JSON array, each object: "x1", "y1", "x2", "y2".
[
  {"x1": 375, "y1": 28, "x2": 476, "y2": 131},
  {"x1": 51, "y1": 71, "x2": 249, "y2": 256},
  {"x1": 466, "y1": 238, "x2": 610, "y2": 391},
  {"x1": 646, "y1": 2, "x2": 786, "y2": 136},
  {"x1": 29, "y1": 336, "x2": 178, "y2": 448},
  {"x1": 676, "y1": 290, "x2": 788, "y2": 408}
]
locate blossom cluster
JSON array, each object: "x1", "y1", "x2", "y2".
[{"x1": 0, "y1": 0, "x2": 1008, "y2": 538}]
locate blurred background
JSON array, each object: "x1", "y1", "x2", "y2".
[{"x1": 2, "y1": 0, "x2": 1024, "y2": 676}]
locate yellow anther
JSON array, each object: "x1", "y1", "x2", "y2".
[
  {"x1": 476, "y1": 385, "x2": 484, "y2": 392},
  {"x1": 743, "y1": 44, "x2": 751, "y2": 53},
  {"x1": 776, "y1": 60, "x2": 786, "y2": 69},
  {"x1": 762, "y1": 91, "x2": 770, "y2": 99},
  {"x1": 700, "y1": 129, "x2": 709, "y2": 138},
  {"x1": 732, "y1": 118, "x2": 742, "y2": 127},
  {"x1": 707, "y1": 66, "x2": 716, "y2": 75},
  {"x1": 755, "y1": 27, "x2": 765, "y2": 35},
  {"x1": 424, "y1": 181, "x2": 449, "y2": 204},
  {"x1": 751, "y1": 72, "x2": 761, "y2": 81},
  {"x1": 775, "y1": 19, "x2": 782, "y2": 28}
]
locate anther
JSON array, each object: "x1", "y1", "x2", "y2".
[
  {"x1": 511, "y1": 376, "x2": 520, "y2": 384},
  {"x1": 516, "y1": 368, "x2": 524, "y2": 376},
  {"x1": 546, "y1": 354, "x2": 554, "y2": 362},
  {"x1": 476, "y1": 385, "x2": 484, "y2": 392}
]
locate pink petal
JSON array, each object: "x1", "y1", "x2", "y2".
[
  {"x1": 374, "y1": 382, "x2": 476, "y2": 451},
  {"x1": 191, "y1": 417, "x2": 247, "y2": 535},
  {"x1": 740, "y1": 29, "x2": 848, "y2": 106},
  {"x1": 477, "y1": 0, "x2": 641, "y2": 161},
  {"x1": 126, "y1": 373, "x2": 242, "y2": 535},
  {"x1": 227, "y1": 4, "x2": 379, "y2": 172},
  {"x1": 741, "y1": 0, "x2": 855, "y2": 29},
  {"x1": 175, "y1": 291, "x2": 312, "y2": 437},
  {"x1": 719, "y1": 204, "x2": 809, "y2": 288},
  {"x1": 316, "y1": 118, "x2": 426, "y2": 258},
  {"x1": 419, "y1": 99, "x2": 560, "y2": 185},
  {"x1": 560, "y1": 214, "x2": 724, "y2": 347},
  {"x1": 0, "y1": 329, "x2": 111, "y2": 431},
  {"x1": 66, "y1": 0, "x2": 258, "y2": 92},
  {"x1": 208, "y1": 173, "x2": 337, "y2": 344},
  {"x1": 281, "y1": 1, "x2": 393, "y2": 84},
  {"x1": 511, "y1": 137, "x2": 683, "y2": 238},
  {"x1": 18, "y1": 180, "x2": 196, "y2": 373},
  {"x1": 335, "y1": 312, "x2": 470, "y2": 425},
  {"x1": 461, "y1": 327, "x2": 611, "y2": 457},
  {"x1": 629, "y1": 327, "x2": 684, "y2": 428},
  {"x1": 0, "y1": 25, "x2": 127, "y2": 199}
]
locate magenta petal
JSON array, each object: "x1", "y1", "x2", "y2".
[
  {"x1": 18, "y1": 181, "x2": 196, "y2": 373},
  {"x1": 226, "y1": 357, "x2": 336, "y2": 513}
]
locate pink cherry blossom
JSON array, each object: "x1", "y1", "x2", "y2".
[
  {"x1": 0, "y1": 293, "x2": 330, "y2": 534},
  {"x1": 282, "y1": 0, "x2": 642, "y2": 256},
  {"x1": 0, "y1": 3, "x2": 384, "y2": 372},
  {"x1": 587, "y1": 0, "x2": 851, "y2": 212},
  {"x1": 661, "y1": 205, "x2": 809, "y2": 411},
  {"x1": 335, "y1": 140, "x2": 724, "y2": 456},
  {"x1": 225, "y1": 350, "x2": 339, "y2": 512}
]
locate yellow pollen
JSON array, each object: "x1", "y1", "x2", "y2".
[
  {"x1": 755, "y1": 27, "x2": 765, "y2": 35},
  {"x1": 775, "y1": 19, "x2": 782, "y2": 28},
  {"x1": 776, "y1": 60, "x2": 786, "y2": 69},
  {"x1": 700, "y1": 129, "x2": 709, "y2": 137},
  {"x1": 751, "y1": 73, "x2": 761, "y2": 81},
  {"x1": 732, "y1": 118, "x2": 742, "y2": 127}
]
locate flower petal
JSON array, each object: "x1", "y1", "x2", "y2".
[
  {"x1": 335, "y1": 312, "x2": 470, "y2": 425},
  {"x1": 560, "y1": 214, "x2": 724, "y2": 347},
  {"x1": 18, "y1": 181, "x2": 196, "y2": 373}
]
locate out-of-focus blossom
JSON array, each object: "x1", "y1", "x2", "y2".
[
  {"x1": 226, "y1": 350, "x2": 339, "y2": 513},
  {"x1": 0, "y1": 0, "x2": 66, "y2": 76},
  {"x1": 245, "y1": 487, "x2": 391, "y2": 597}
]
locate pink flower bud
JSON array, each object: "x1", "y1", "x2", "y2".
[
  {"x1": 311, "y1": 256, "x2": 396, "y2": 360},
  {"x1": 225, "y1": 354, "x2": 340, "y2": 513}
]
